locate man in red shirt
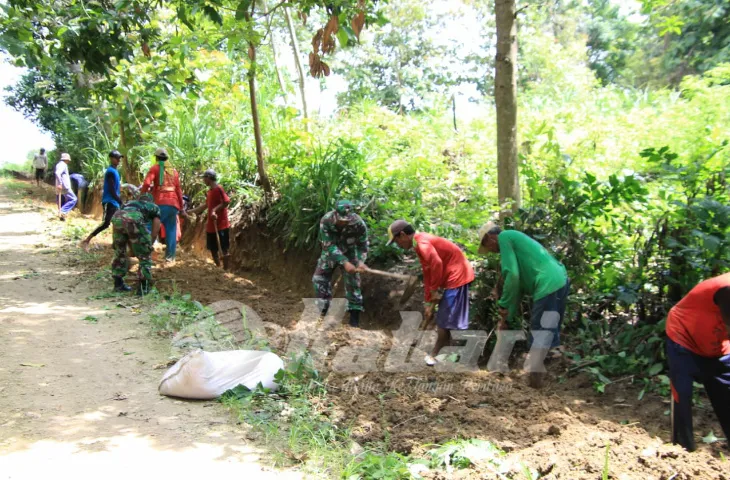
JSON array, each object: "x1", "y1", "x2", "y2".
[
  {"x1": 665, "y1": 273, "x2": 730, "y2": 451},
  {"x1": 386, "y1": 219, "x2": 475, "y2": 366},
  {"x1": 190, "y1": 169, "x2": 231, "y2": 269}
]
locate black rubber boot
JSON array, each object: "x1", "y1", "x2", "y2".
[
  {"x1": 349, "y1": 310, "x2": 360, "y2": 328},
  {"x1": 317, "y1": 299, "x2": 330, "y2": 317},
  {"x1": 113, "y1": 276, "x2": 132, "y2": 292}
]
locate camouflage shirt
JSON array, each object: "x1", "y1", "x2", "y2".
[
  {"x1": 318, "y1": 210, "x2": 368, "y2": 265},
  {"x1": 121, "y1": 199, "x2": 161, "y2": 223}
]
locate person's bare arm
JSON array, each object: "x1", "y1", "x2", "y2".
[
  {"x1": 714, "y1": 286, "x2": 730, "y2": 336},
  {"x1": 189, "y1": 204, "x2": 206, "y2": 215},
  {"x1": 212, "y1": 200, "x2": 229, "y2": 217}
]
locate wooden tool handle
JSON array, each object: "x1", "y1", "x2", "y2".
[{"x1": 364, "y1": 268, "x2": 413, "y2": 281}]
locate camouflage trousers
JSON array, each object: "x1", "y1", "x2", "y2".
[
  {"x1": 111, "y1": 210, "x2": 153, "y2": 282},
  {"x1": 312, "y1": 254, "x2": 363, "y2": 312}
]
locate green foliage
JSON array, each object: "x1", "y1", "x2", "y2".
[
  {"x1": 335, "y1": 0, "x2": 483, "y2": 111},
  {"x1": 268, "y1": 139, "x2": 367, "y2": 249},
  {"x1": 274, "y1": 353, "x2": 327, "y2": 397},
  {"x1": 343, "y1": 451, "x2": 415, "y2": 480},
  {"x1": 61, "y1": 223, "x2": 88, "y2": 242},
  {"x1": 147, "y1": 291, "x2": 208, "y2": 333},
  {"x1": 584, "y1": 0, "x2": 644, "y2": 85},
  {"x1": 603, "y1": 443, "x2": 610, "y2": 480},
  {"x1": 643, "y1": 0, "x2": 730, "y2": 83},
  {"x1": 220, "y1": 353, "x2": 351, "y2": 475},
  {"x1": 427, "y1": 439, "x2": 504, "y2": 470}
]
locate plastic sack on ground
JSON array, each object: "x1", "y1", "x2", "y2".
[{"x1": 158, "y1": 349, "x2": 283, "y2": 399}]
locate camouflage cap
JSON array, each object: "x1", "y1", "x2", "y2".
[
  {"x1": 139, "y1": 193, "x2": 154, "y2": 203},
  {"x1": 334, "y1": 199, "x2": 355, "y2": 221}
]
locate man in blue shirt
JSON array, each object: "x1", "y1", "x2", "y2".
[
  {"x1": 70, "y1": 172, "x2": 88, "y2": 210},
  {"x1": 82, "y1": 151, "x2": 123, "y2": 250}
]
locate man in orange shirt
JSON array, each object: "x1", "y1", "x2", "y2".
[
  {"x1": 386, "y1": 219, "x2": 475, "y2": 366},
  {"x1": 665, "y1": 273, "x2": 730, "y2": 451}
]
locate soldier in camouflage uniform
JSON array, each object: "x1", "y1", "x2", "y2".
[
  {"x1": 312, "y1": 200, "x2": 369, "y2": 327},
  {"x1": 111, "y1": 193, "x2": 161, "y2": 294}
]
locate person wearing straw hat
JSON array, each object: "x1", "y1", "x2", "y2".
[
  {"x1": 477, "y1": 222, "x2": 569, "y2": 387},
  {"x1": 189, "y1": 169, "x2": 231, "y2": 269},
  {"x1": 54, "y1": 153, "x2": 76, "y2": 220},
  {"x1": 312, "y1": 200, "x2": 369, "y2": 327},
  {"x1": 141, "y1": 148, "x2": 187, "y2": 262},
  {"x1": 386, "y1": 219, "x2": 475, "y2": 366}
]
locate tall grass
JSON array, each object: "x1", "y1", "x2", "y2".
[{"x1": 268, "y1": 139, "x2": 367, "y2": 249}]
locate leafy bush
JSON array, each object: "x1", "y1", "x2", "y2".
[
  {"x1": 147, "y1": 291, "x2": 208, "y2": 334},
  {"x1": 343, "y1": 451, "x2": 416, "y2": 480},
  {"x1": 268, "y1": 139, "x2": 368, "y2": 249}
]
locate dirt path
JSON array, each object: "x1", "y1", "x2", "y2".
[{"x1": 0, "y1": 182, "x2": 301, "y2": 480}]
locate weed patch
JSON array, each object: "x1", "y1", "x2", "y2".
[{"x1": 146, "y1": 291, "x2": 209, "y2": 334}]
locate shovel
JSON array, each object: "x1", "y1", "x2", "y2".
[
  {"x1": 361, "y1": 268, "x2": 419, "y2": 307},
  {"x1": 213, "y1": 221, "x2": 231, "y2": 269}
]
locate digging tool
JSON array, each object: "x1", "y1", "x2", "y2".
[
  {"x1": 670, "y1": 388, "x2": 675, "y2": 443},
  {"x1": 213, "y1": 221, "x2": 231, "y2": 269},
  {"x1": 361, "y1": 268, "x2": 419, "y2": 306}
]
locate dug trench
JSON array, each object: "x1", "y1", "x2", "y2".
[{"x1": 8, "y1": 176, "x2": 729, "y2": 479}]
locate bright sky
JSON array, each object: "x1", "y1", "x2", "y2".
[{"x1": 0, "y1": 56, "x2": 55, "y2": 166}]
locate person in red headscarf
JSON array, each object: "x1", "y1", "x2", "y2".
[{"x1": 141, "y1": 148, "x2": 188, "y2": 261}]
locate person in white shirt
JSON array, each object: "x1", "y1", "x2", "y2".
[
  {"x1": 32, "y1": 148, "x2": 48, "y2": 186},
  {"x1": 55, "y1": 153, "x2": 77, "y2": 220}
]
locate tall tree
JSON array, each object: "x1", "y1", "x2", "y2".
[
  {"x1": 1, "y1": 0, "x2": 383, "y2": 193},
  {"x1": 334, "y1": 0, "x2": 478, "y2": 112},
  {"x1": 495, "y1": 0, "x2": 520, "y2": 211},
  {"x1": 284, "y1": 7, "x2": 309, "y2": 123}
]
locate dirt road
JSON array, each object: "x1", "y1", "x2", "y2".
[{"x1": 0, "y1": 182, "x2": 300, "y2": 479}]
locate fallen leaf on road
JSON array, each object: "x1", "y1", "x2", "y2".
[{"x1": 20, "y1": 363, "x2": 45, "y2": 368}]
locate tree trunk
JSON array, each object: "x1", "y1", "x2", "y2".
[
  {"x1": 452, "y1": 93, "x2": 457, "y2": 132},
  {"x1": 269, "y1": 32, "x2": 287, "y2": 94},
  {"x1": 284, "y1": 6, "x2": 309, "y2": 124},
  {"x1": 495, "y1": 0, "x2": 520, "y2": 213},
  {"x1": 247, "y1": 42, "x2": 273, "y2": 195},
  {"x1": 118, "y1": 112, "x2": 133, "y2": 182},
  {"x1": 265, "y1": 0, "x2": 287, "y2": 94}
]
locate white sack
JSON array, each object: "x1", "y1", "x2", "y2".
[{"x1": 159, "y1": 349, "x2": 284, "y2": 400}]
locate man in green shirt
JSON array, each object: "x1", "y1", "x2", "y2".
[{"x1": 478, "y1": 222, "x2": 569, "y2": 386}]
